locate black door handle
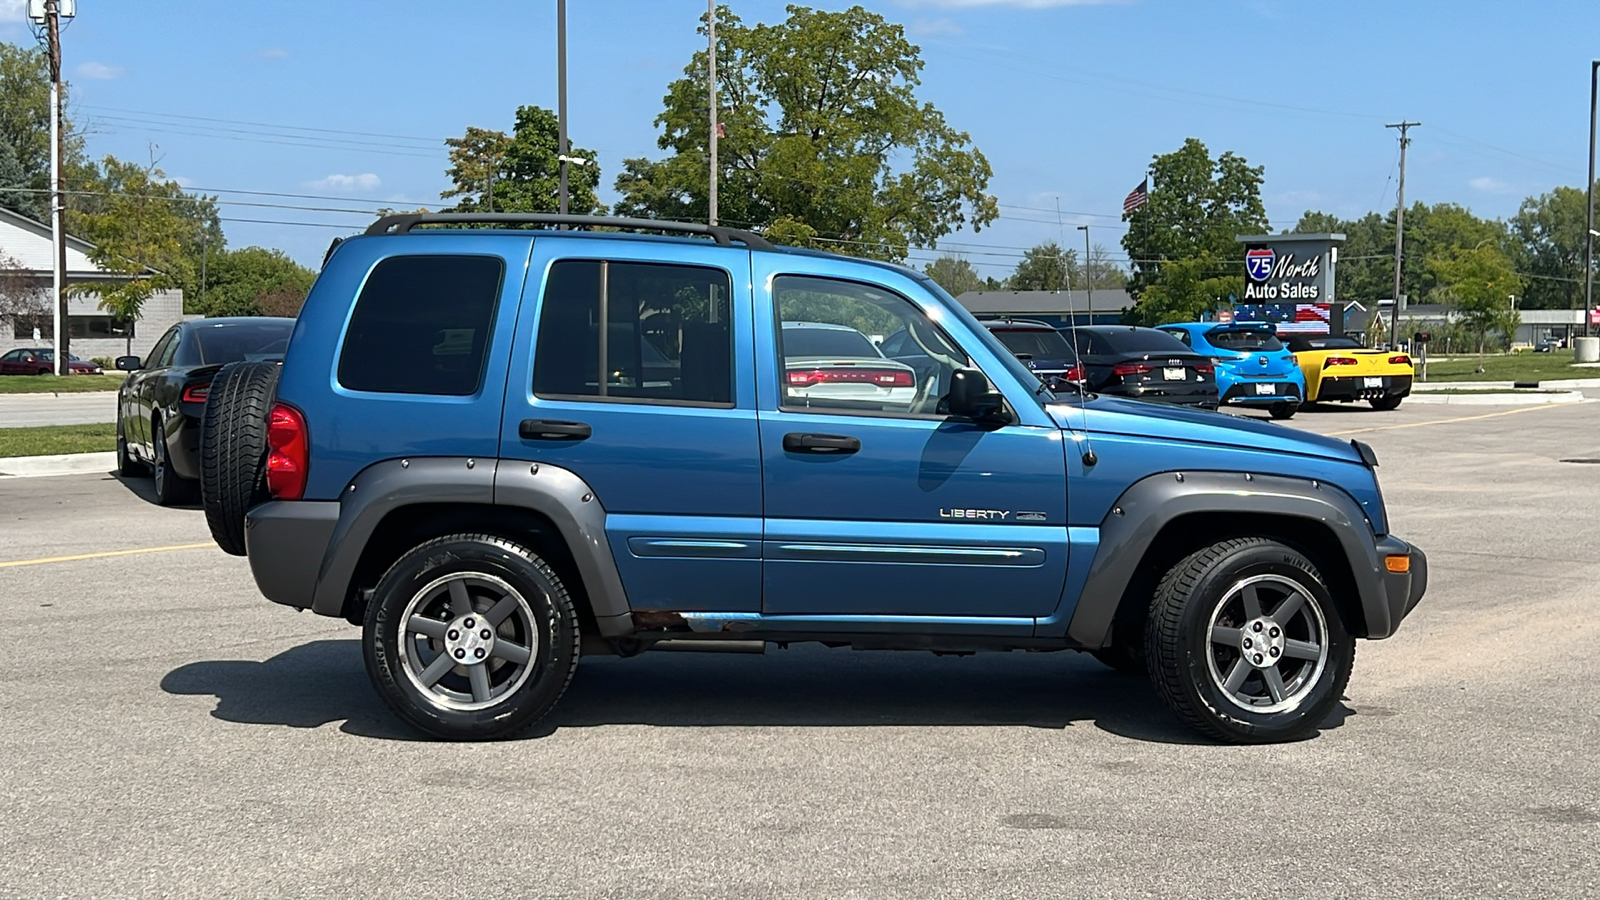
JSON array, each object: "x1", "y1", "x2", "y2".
[
  {"x1": 519, "y1": 419, "x2": 592, "y2": 441},
  {"x1": 783, "y1": 432, "x2": 860, "y2": 454}
]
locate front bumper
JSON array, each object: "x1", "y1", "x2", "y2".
[
  {"x1": 1371, "y1": 535, "x2": 1428, "y2": 638},
  {"x1": 1317, "y1": 374, "x2": 1413, "y2": 402}
]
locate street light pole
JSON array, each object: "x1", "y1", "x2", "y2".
[
  {"x1": 707, "y1": 0, "x2": 718, "y2": 227},
  {"x1": 1076, "y1": 225, "x2": 1092, "y2": 319},
  {"x1": 557, "y1": 0, "x2": 569, "y2": 217},
  {"x1": 1585, "y1": 60, "x2": 1597, "y2": 338}
]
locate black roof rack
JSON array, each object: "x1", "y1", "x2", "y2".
[{"x1": 363, "y1": 213, "x2": 775, "y2": 250}]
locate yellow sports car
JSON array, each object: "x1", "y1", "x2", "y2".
[{"x1": 1285, "y1": 335, "x2": 1414, "y2": 410}]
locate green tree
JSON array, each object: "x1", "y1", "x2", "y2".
[
  {"x1": 1123, "y1": 138, "x2": 1267, "y2": 301},
  {"x1": 615, "y1": 4, "x2": 997, "y2": 260},
  {"x1": 71, "y1": 159, "x2": 200, "y2": 353},
  {"x1": 1510, "y1": 185, "x2": 1594, "y2": 311},
  {"x1": 1127, "y1": 253, "x2": 1241, "y2": 325},
  {"x1": 0, "y1": 139, "x2": 44, "y2": 220},
  {"x1": 923, "y1": 254, "x2": 983, "y2": 296},
  {"x1": 1429, "y1": 244, "x2": 1524, "y2": 371},
  {"x1": 196, "y1": 246, "x2": 316, "y2": 317},
  {"x1": 1293, "y1": 210, "x2": 1394, "y2": 307},
  {"x1": 441, "y1": 107, "x2": 602, "y2": 215},
  {"x1": 68, "y1": 157, "x2": 222, "y2": 307},
  {"x1": 1008, "y1": 242, "x2": 1076, "y2": 291}
]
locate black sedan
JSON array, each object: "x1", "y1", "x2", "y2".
[
  {"x1": 1059, "y1": 325, "x2": 1219, "y2": 408},
  {"x1": 115, "y1": 317, "x2": 295, "y2": 504},
  {"x1": 982, "y1": 319, "x2": 1084, "y2": 389}
]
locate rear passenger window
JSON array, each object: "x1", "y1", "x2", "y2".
[
  {"x1": 338, "y1": 255, "x2": 504, "y2": 396},
  {"x1": 533, "y1": 260, "x2": 733, "y2": 406}
]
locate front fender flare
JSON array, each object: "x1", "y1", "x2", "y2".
[{"x1": 1064, "y1": 470, "x2": 1391, "y2": 647}]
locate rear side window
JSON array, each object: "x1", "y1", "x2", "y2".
[
  {"x1": 338, "y1": 255, "x2": 504, "y2": 396},
  {"x1": 533, "y1": 260, "x2": 733, "y2": 406}
]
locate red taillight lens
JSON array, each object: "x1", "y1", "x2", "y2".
[
  {"x1": 1193, "y1": 363, "x2": 1214, "y2": 375},
  {"x1": 787, "y1": 368, "x2": 914, "y2": 387},
  {"x1": 1324, "y1": 356, "x2": 1358, "y2": 368},
  {"x1": 1112, "y1": 363, "x2": 1153, "y2": 377},
  {"x1": 1063, "y1": 365, "x2": 1085, "y2": 382},
  {"x1": 180, "y1": 382, "x2": 211, "y2": 404},
  {"x1": 1389, "y1": 355, "x2": 1411, "y2": 366},
  {"x1": 265, "y1": 402, "x2": 308, "y2": 500}
]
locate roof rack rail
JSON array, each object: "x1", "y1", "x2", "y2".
[{"x1": 363, "y1": 213, "x2": 775, "y2": 250}]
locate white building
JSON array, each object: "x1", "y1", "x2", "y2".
[{"x1": 0, "y1": 206, "x2": 183, "y2": 361}]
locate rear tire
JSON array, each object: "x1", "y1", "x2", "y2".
[
  {"x1": 200, "y1": 362, "x2": 280, "y2": 556},
  {"x1": 1369, "y1": 395, "x2": 1403, "y2": 411},
  {"x1": 1268, "y1": 402, "x2": 1298, "y2": 420},
  {"x1": 1144, "y1": 538, "x2": 1355, "y2": 744},
  {"x1": 364, "y1": 534, "x2": 581, "y2": 741}
]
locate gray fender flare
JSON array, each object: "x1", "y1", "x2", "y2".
[
  {"x1": 1064, "y1": 470, "x2": 1391, "y2": 647},
  {"x1": 310, "y1": 457, "x2": 633, "y2": 637}
]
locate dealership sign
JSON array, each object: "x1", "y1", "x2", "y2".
[{"x1": 1238, "y1": 234, "x2": 1338, "y2": 303}]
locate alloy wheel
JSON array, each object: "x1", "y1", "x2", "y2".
[
  {"x1": 1204, "y1": 574, "x2": 1330, "y2": 714},
  {"x1": 397, "y1": 572, "x2": 540, "y2": 712}
]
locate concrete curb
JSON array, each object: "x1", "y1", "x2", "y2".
[
  {"x1": 1413, "y1": 377, "x2": 1600, "y2": 390},
  {"x1": 0, "y1": 452, "x2": 116, "y2": 478},
  {"x1": 1405, "y1": 391, "x2": 1587, "y2": 406}
]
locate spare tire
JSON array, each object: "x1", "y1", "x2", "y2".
[{"x1": 200, "y1": 361, "x2": 280, "y2": 556}]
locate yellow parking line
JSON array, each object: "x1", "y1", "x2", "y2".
[
  {"x1": 1325, "y1": 404, "x2": 1565, "y2": 436},
  {"x1": 0, "y1": 542, "x2": 215, "y2": 569}
]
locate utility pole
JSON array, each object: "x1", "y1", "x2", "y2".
[
  {"x1": 1077, "y1": 225, "x2": 1093, "y2": 317},
  {"x1": 1585, "y1": 61, "x2": 1596, "y2": 338},
  {"x1": 707, "y1": 0, "x2": 718, "y2": 227},
  {"x1": 34, "y1": 0, "x2": 72, "y2": 375},
  {"x1": 1386, "y1": 121, "x2": 1420, "y2": 351},
  {"x1": 556, "y1": 0, "x2": 569, "y2": 217}
]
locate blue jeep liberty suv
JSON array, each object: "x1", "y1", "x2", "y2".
[{"x1": 198, "y1": 213, "x2": 1427, "y2": 744}]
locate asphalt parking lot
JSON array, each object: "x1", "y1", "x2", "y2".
[{"x1": 2, "y1": 400, "x2": 1597, "y2": 899}]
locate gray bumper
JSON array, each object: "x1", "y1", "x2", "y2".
[
  {"x1": 244, "y1": 500, "x2": 340, "y2": 610},
  {"x1": 1371, "y1": 535, "x2": 1428, "y2": 638}
]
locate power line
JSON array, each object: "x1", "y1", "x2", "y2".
[{"x1": 77, "y1": 104, "x2": 444, "y2": 145}]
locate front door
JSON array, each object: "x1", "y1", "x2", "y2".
[
  {"x1": 500, "y1": 238, "x2": 762, "y2": 613},
  {"x1": 752, "y1": 259, "x2": 1069, "y2": 619}
]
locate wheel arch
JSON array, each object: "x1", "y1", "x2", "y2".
[{"x1": 1065, "y1": 471, "x2": 1386, "y2": 649}]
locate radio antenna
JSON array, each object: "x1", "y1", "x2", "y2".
[{"x1": 1067, "y1": 223, "x2": 1097, "y2": 467}]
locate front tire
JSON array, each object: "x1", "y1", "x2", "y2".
[
  {"x1": 1144, "y1": 538, "x2": 1354, "y2": 743},
  {"x1": 116, "y1": 422, "x2": 148, "y2": 477},
  {"x1": 364, "y1": 534, "x2": 581, "y2": 741},
  {"x1": 150, "y1": 419, "x2": 194, "y2": 506}
]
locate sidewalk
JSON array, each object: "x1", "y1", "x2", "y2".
[
  {"x1": 0, "y1": 452, "x2": 115, "y2": 478},
  {"x1": 0, "y1": 392, "x2": 118, "y2": 427}
]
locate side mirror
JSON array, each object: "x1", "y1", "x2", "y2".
[
  {"x1": 115, "y1": 356, "x2": 142, "y2": 371},
  {"x1": 948, "y1": 369, "x2": 1008, "y2": 422}
]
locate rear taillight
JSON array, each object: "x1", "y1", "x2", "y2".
[
  {"x1": 1324, "y1": 357, "x2": 1358, "y2": 367},
  {"x1": 180, "y1": 382, "x2": 211, "y2": 404},
  {"x1": 1193, "y1": 363, "x2": 1214, "y2": 375},
  {"x1": 265, "y1": 402, "x2": 308, "y2": 500},
  {"x1": 1112, "y1": 363, "x2": 1153, "y2": 377},
  {"x1": 1389, "y1": 355, "x2": 1411, "y2": 366},
  {"x1": 1063, "y1": 364, "x2": 1085, "y2": 382},
  {"x1": 788, "y1": 368, "x2": 914, "y2": 388}
]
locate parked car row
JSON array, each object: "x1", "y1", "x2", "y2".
[{"x1": 978, "y1": 318, "x2": 1415, "y2": 418}]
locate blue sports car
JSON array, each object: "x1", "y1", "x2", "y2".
[{"x1": 1156, "y1": 322, "x2": 1307, "y2": 419}]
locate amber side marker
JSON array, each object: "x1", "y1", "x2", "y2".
[{"x1": 1385, "y1": 555, "x2": 1411, "y2": 574}]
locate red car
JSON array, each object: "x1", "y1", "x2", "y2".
[{"x1": 0, "y1": 348, "x2": 103, "y2": 375}]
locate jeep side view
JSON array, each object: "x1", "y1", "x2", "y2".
[{"x1": 200, "y1": 213, "x2": 1428, "y2": 744}]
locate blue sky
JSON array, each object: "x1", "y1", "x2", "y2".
[{"x1": 3, "y1": 0, "x2": 1596, "y2": 280}]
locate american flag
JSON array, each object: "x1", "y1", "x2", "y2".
[
  {"x1": 1235, "y1": 303, "x2": 1331, "y2": 335},
  {"x1": 1122, "y1": 178, "x2": 1149, "y2": 214}
]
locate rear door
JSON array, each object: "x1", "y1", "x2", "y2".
[
  {"x1": 499, "y1": 237, "x2": 762, "y2": 614},
  {"x1": 752, "y1": 256, "x2": 1068, "y2": 620}
]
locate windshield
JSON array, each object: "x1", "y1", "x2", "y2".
[
  {"x1": 1287, "y1": 335, "x2": 1362, "y2": 352},
  {"x1": 992, "y1": 329, "x2": 1076, "y2": 361},
  {"x1": 1094, "y1": 327, "x2": 1193, "y2": 355},
  {"x1": 912, "y1": 274, "x2": 1049, "y2": 398},
  {"x1": 194, "y1": 321, "x2": 294, "y2": 364},
  {"x1": 781, "y1": 325, "x2": 881, "y2": 359},
  {"x1": 1208, "y1": 327, "x2": 1284, "y2": 352}
]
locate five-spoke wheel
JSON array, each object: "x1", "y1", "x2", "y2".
[{"x1": 364, "y1": 534, "x2": 580, "y2": 740}]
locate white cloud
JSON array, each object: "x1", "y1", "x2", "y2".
[
  {"x1": 896, "y1": 0, "x2": 1126, "y2": 8},
  {"x1": 910, "y1": 17, "x2": 965, "y2": 37},
  {"x1": 1469, "y1": 176, "x2": 1512, "y2": 194},
  {"x1": 172, "y1": 175, "x2": 196, "y2": 188},
  {"x1": 307, "y1": 173, "x2": 381, "y2": 192},
  {"x1": 76, "y1": 61, "x2": 124, "y2": 80}
]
